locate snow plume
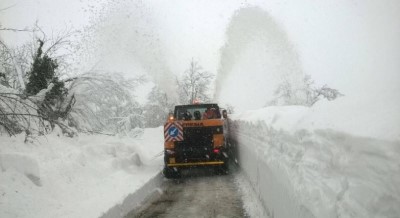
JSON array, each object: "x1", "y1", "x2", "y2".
[
  {"x1": 77, "y1": 0, "x2": 177, "y2": 101},
  {"x1": 214, "y1": 7, "x2": 305, "y2": 112}
]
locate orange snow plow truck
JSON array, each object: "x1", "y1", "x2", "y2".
[{"x1": 163, "y1": 103, "x2": 230, "y2": 178}]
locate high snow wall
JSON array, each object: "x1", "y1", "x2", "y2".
[{"x1": 230, "y1": 107, "x2": 400, "y2": 218}]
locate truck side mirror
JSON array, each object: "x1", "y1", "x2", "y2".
[{"x1": 222, "y1": 110, "x2": 228, "y2": 119}]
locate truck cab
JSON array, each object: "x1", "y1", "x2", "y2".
[{"x1": 163, "y1": 103, "x2": 229, "y2": 178}]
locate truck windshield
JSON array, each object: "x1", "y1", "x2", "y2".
[{"x1": 175, "y1": 105, "x2": 221, "y2": 120}]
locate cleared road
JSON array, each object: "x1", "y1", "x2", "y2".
[{"x1": 126, "y1": 168, "x2": 246, "y2": 218}]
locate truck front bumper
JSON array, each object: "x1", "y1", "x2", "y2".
[{"x1": 167, "y1": 161, "x2": 224, "y2": 167}]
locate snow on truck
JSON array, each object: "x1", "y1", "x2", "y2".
[{"x1": 163, "y1": 103, "x2": 230, "y2": 178}]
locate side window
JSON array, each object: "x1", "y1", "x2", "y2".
[
  {"x1": 215, "y1": 108, "x2": 221, "y2": 118},
  {"x1": 177, "y1": 111, "x2": 185, "y2": 120}
]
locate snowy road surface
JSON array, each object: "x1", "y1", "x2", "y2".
[{"x1": 126, "y1": 169, "x2": 246, "y2": 218}]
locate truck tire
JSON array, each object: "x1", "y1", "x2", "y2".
[
  {"x1": 163, "y1": 166, "x2": 181, "y2": 179},
  {"x1": 214, "y1": 160, "x2": 229, "y2": 175}
]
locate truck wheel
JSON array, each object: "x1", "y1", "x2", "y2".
[
  {"x1": 163, "y1": 167, "x2": 181, "y2": 179},
  {"x1": 163, "y1": 167, "x2": 172, "y2": 178},
  {"x1": 214, "y1": 162, "x2": 229, "y2": 175},
  {"x1": 222, "y1": 161, "x2": 230, "y2": 174}
]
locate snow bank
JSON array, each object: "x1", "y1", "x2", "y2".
[
  {"x1": 100, "y1": 172, "x2": 164, "y2": 218},
  {"x1": 0, "y1": 127, "x2": 164, "y2": 218},
  {"x1": 231, "y1": 101, "x2": 400, "y2": 218}
]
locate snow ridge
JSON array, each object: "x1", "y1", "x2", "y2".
[{"x1": 231, "y1": 112, "x2": 400, "y2": 218}]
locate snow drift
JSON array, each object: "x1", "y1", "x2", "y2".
[{"x1": 0, "y1": 127, "x2": 164, "y2": 218}]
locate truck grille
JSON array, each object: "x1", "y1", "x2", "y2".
[
  {"x1": 174, "y1": 127, "x2": 218, "y2": 161},
  {"x1": 183, "y1": 127, "x2": 213, "y2": 146}
]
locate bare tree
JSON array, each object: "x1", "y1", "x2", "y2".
[
  {"x1": 143, "y1": 86, "x2": 174, "y2": 127},
  {"x1": 267, "y1": 74, "x2": 343, "y2": 107},
  {"x1": 0, "y1": 40, "x2": 27, "y2": 90},
  {"x1": 177, "y1": 59, "x2": 214, "y2": 104},
  {"x1": 0, "y1": 87, "x2": 49, "y2": 136},
  {"x1": 0, "y1": 21, "x2": 41, "y2": 90}
]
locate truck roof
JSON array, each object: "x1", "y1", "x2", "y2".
[{"x1": 174, "y1": 103, "x2": 220, "y2": 109}]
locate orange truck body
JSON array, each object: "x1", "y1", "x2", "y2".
[{"x1": 163, "y1": 103, "x2": 229, "y2": 177}]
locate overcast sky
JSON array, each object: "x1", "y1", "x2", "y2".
[{"x1": 1, "y1": 0, "x2": 399, "y2": 111}]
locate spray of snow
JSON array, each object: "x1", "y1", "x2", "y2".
[
  {"x1": 76, "y1": 1, "x2": 177, "y2": 101},
  {"x1": 214, "y1": 7, "x2": 305, "y2": 112}
]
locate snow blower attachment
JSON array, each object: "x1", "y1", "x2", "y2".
[{"x1": 163, "y1": 103, "x2": 230, "y2": 178}]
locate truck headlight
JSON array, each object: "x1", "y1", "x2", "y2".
[{"x1": 165, "y1": 149, "x2": 175, "y2": 155}]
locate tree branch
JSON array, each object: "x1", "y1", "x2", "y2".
[
  {"x1": 0, "y1": 3, "x2": 17, "y2": 12},
  {"x1": 0, "y1": 28, "x2": 34, "y2": 32}
]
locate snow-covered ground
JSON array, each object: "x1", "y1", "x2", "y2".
[
  {"x1": 1, "y1": 1, "x2": 399, "y2": 217},
  {"x1": 0, "y1": 127, "x2": 164, "y2": 218},
  {"x1": 231, "y1": 99, "x2": 400, "y2": 218}
]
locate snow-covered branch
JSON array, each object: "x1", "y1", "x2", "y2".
[{"x1": 67, "y1": 72, "x2": 145, "y2": 136}]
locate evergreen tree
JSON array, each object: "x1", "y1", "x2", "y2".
[
  {"x1": 25, "y1": 40, "x2": 67, "y2": 106},
  {"x1": 26, "y1": 40, "x2": 55, "y2": 94}
]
